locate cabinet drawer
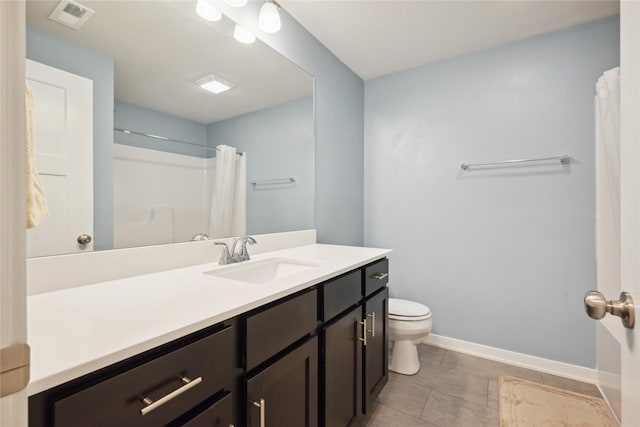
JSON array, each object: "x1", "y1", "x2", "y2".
[
  {"x1": 322, "y1": 270, "x2": 361, "y2": 321},
  {"x1": 245, "y1": 289, "x2": 317, "y2": 371},
  {"x1": 53, "y1": 326, "x2": 234, "y2": 427},
  {"x1": 181, "y1": 392, "x2": 233, "y2": 427},
  {"x1": 364, "y1": 258, "x2": 389, "y2": 297}
]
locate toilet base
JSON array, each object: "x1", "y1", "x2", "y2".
[{"x1": 389, "y1": 340, "x2": 420, "y2": 375}]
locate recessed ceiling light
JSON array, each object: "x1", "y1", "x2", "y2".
[
  {"x1": 233, "y1": 25, "x2": 256, "y2": 44},
  {"x1": 196, "y1": 74, "x2": 236, "y2": 94},
  {"x1": 196, "y1": 0, "x2": 221, "y2": 22},
  {"x1": 48, "y1": 0, "x2": 95, "y2": 30}
]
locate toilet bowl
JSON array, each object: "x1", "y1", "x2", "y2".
[{"x1": 388, "y1": 298, "x2": 432, "y2": 375}]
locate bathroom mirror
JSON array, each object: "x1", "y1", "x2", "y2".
[{"x1": 25, "y1": 0, "x2": 314, "y2": 257}]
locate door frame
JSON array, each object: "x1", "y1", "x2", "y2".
[{"x1": 0, "y1": 0, "x2": 28, "y2": 425}]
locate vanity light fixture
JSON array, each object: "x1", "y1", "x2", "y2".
[
  {"x1": 196, "y1": 74, "x2": 236, "y2": 94},
  {"x1": 258, "y1": 0, "x2": 281, "y2": 34},
  {"x1": 224, "y1": 0, "x2": 248, "y2": 8},
  {"x1": 196, "y1": 0, "x2": 222, "y2": 22},
  {"x1": 233, "y1": 24, "x2": 256, "y2": 44}
]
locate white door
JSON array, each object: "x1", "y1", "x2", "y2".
[
  {"x1": 25, "y1": 59, "x2": 93, "y2": 257},
  {"x1": 592, "y1": 2, "x2": 640, "y2": 426},
  {"x1": 0, "y1": 1, "x2": 28, "y2": 425}
]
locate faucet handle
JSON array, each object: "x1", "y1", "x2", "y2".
[
  {"x1": 237, "y1": 236, "x2": 257, "y2": 262},
  {"x1": 214, "y1": 241, "x2": 232, "y2": 265}
]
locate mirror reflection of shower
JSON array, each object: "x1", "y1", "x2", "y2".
[{"x1": 113, "y1": 141, "x2": 246, "y2": 250}]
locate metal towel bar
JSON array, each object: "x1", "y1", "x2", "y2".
[
  {"x1": 251, "y1": 177, "x2": 295, "y2": 186},
  {"x1": 460, "y1": 155, "x2": 569, "y2": 170}
]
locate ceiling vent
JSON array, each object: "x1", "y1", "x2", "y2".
[{"x1": 48, "y1": 0, "x2": 95, "y2": 30}]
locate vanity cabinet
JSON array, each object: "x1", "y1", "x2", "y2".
[
  {"x1": 322, "y1": 305, "x2": 363, "y2": 427},
  {"x1": 363, "y1": 287, "x2": 389, "y2": 413},
  {"x1": 180, "y1": 392, "x2": 234, "y2": 427},
  {"x1": 242, "y1": 288, "x2": 319, "y2": 427},
  {"x1": 320, "y1": 258, "x2": 389, "y2": 426},
  {"x1": 364, "y1": 258, "x2": 388, "y2": 297},
  {"x1": 362, "y1": 258, "x2": 390, "y2": 414},
  {"x1": 244, "y1": 289, "x2": 318, "y2": 371},
  {"x1": 29, "y1": 322, "x2": 238, "y2": 427},
  {"x1": 29, "y1": 257, "x2": 389, "y2": 427},
  {"x1": 245, "y1": 337, "x2": 318, "y2": 427}
]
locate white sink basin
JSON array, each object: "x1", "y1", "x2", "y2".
[{"x1": 204, "y1": 257, "x2": 322, "y2": 284}]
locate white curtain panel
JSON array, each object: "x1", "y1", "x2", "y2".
[
  {"x1": 210, "y1": 145, "x2": 237, "y2": 238},
  {"x1": 231, "y1": 152, "x2": 246, "y2": 237},
  {"x1": 595, "y1": 67, "x2": 621, "y2": 242}
]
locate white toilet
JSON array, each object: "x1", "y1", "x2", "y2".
[{"x1": 388, "y1": 298, "x2": 432, "y2": 375}]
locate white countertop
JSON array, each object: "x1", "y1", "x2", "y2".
[{"x1": 27, "y1": 244, "x2": 391, "y2": 396}]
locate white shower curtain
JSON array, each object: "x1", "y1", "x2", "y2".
[
  {"x1": 595, "y1": 67, "x2": 621, "y2": 241},
  {"x1": 209, "y1": 145, "x2": 237, "y2": 238}
]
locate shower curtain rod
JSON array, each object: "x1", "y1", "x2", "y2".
[
  {"x1": 114, "y1": 127, "x2": 244, "y2": 156},
  {"x1": 460, "y1": 155, "x2": 569, "y2": 170}
]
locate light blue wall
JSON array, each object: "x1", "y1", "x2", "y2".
[
  {"x1": 207, "y1": 97, "x2": 314, "y2": 234},
  {"x1": 114, "y1": 100, "x2": 210, "y2": 158},
  {"x1": 364, "y1": 17, "x2": 619, "y2": 367},
  {"x1": 26, "y1": 26, "x2": 115, "y2": 250},
  {"x1": 220, "y1": 4, "x2": 364, "y2": 246}
]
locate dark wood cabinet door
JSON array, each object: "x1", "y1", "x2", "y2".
[
  {"x1": 323, "y1": 305, "x2": 362, "y2": 427},
  {"x1": 181, "y1": 392, "x2": 233, "y2": 427},
  {"x1": 246, "y1": 337, "x2": 318, "y2": 427},
  {"x1": 363, "y1": 288, "x2": 388, "y2": 413}
]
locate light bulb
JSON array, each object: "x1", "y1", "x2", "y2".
[
  {"x1": 224, "y1": 0, "x2": 248, "y2": 7},
  {"x1": 196, "y1": 0, "x2": 221, "y2": 22},
  {"x1": 233, "y1": 24, "x2": 256, "y2": 44},
  {"x1": 258, "y1": 1, "x2": 281, "y2": 33}
]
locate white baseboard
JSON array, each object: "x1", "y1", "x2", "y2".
[{"x1": 424, "y1": 334, "x2": 597, "y2": 384}]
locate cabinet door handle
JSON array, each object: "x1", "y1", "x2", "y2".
[
  {"x1": 140, "y1": 376, "x2": 202, "y2": 415},
  {"x1": 367, "y1": 312, "x2": 375, "y2": 337},
  {"x1": 370, "y1": 272, "x2": 388, "y2": 281},
  {"x1": 358, "y1": 319, "x2": 367, "y2": 346},
  {"x1": 252, "y1": 398, "x2": 266, "y2": 427}
]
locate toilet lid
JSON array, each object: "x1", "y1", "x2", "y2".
[{"x1": 388, "y1": 298, "x2": 431, "y2": 320}]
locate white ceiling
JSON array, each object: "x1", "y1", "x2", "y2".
[
  {"x1": 280, "y1": 0, "x2": 620, "y2": 80},
  {"x1": 26, "y1": 1, "x2": 312, "y2": 124}
]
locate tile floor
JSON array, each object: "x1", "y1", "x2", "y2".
[{"x1": 357, "y1": 344, "x2": 602, "y2": 427}]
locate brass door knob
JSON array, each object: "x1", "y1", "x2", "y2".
[{"x1": 584, "y1": 290, "x2": 635, "y2": 329}]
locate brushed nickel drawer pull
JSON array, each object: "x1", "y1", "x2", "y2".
[
  {"x1": 140, "y1": 376, "x2": 203, "y2": 415},
  {"x1": 358, "y1": 319, "x2": 367, "y2": 346},
  {"x1": 370, "y1": 272, "x2": 388, "y2": 281},
  {"x1": 252, "y1": 398, "x2": 266, "y2": 427},
  {"x1": 367, "y1": 312, "x2": 375, "y2": 337}
]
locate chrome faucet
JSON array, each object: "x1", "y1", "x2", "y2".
[
  {"x1": 214, "y1": 241, "x2": 233, "y2": 265},
  {"x1": 191, "y1": 232, "x2": 210, "y2": 241},
  {"x1": 231, "y1": 236, "x2": 257, "y2": 262},
  {"x1": 214, "y1": 236, "x2": 257, "y2": 265}
]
